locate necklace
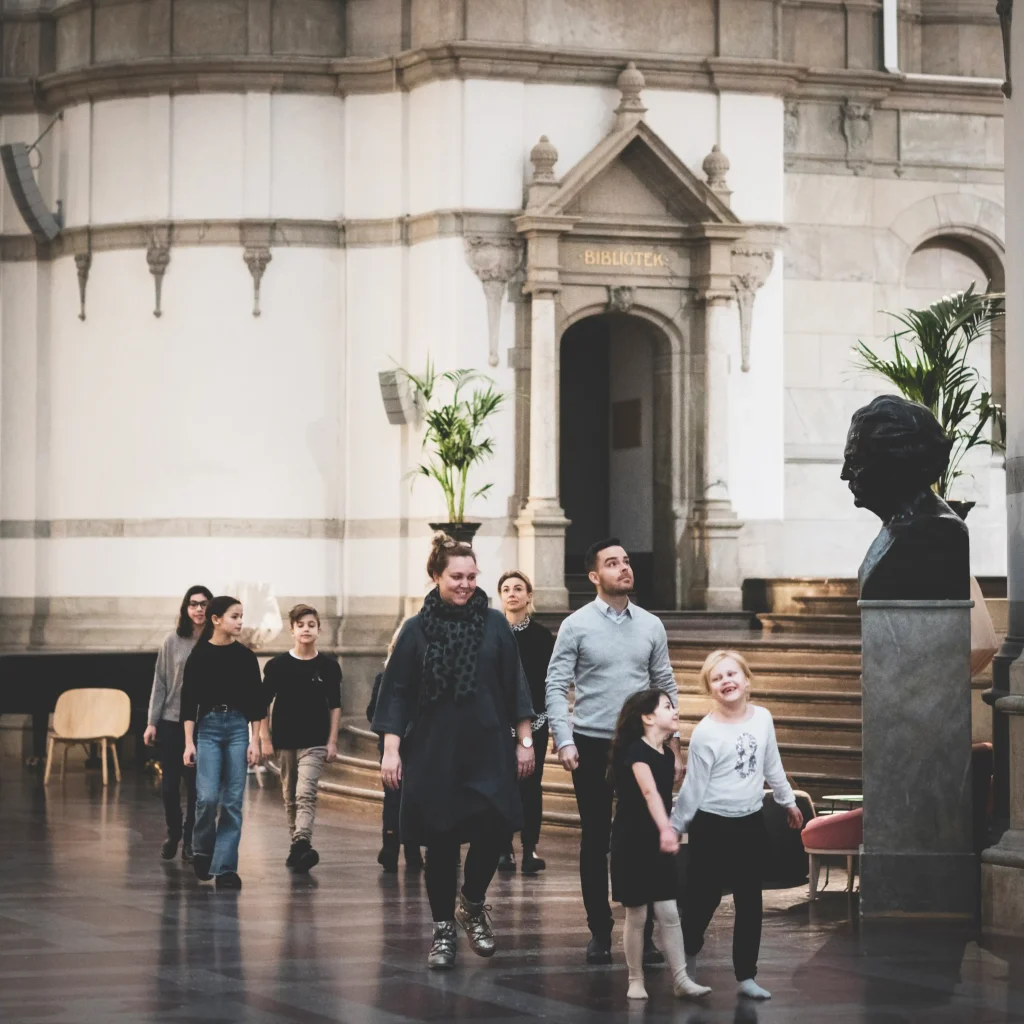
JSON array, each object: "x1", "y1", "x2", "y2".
[{"x1": 510, "y1": 615, "x2": 531, "y2": 633}]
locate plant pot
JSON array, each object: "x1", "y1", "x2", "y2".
[
  {"x1": 946, "y1": 500, "x2": 976, "y2": 521},
  {"x1": 429, "y1": 522, "x2": 482, "y2": 545}
]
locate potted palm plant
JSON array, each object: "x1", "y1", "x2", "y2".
[
  {"x1": 398, "y1": 360, "x2": 505, "y2": 543},
  {"x1": 853, "y1": 284, "x2": 1005, "y2": 518}
]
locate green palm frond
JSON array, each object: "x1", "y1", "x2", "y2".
[
  {"x1": 396, "y1": 359, "x2": 505, "y2": 523},
  {"x1": 853, "y1": 284, "x2": 1005, "y2": 498}
]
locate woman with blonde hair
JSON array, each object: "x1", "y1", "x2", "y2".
[
  {"x1": 372, "y1": 532, "x2": 535, "y2": 969},
  {"x1": 496, "y1": 569, "x2": 555, "y2": 874},
  {"x1": 367, "y1": 617, "x2": 422, "y2": 872}
]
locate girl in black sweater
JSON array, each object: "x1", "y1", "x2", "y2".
[{"x1": 497, "y1": 570, "x2": 556, "y2": 874}]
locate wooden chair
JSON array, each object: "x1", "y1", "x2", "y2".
[{"x1": 44, "y1": 688, "x2": 131, "y2": 785}]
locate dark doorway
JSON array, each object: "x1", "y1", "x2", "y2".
[{"x1": 560, "y1": 314, "x2": 656, "y2": 608}]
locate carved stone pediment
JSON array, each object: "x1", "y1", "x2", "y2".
[{"x1": 526, "y1": 120, "x2": 739, "y2": 227}]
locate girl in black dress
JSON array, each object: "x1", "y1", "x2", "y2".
[
  {"x1": 373, "y1": 532, "x2": 536, "y2": 970},
  {"x1": 497, "y1": 570, "x2": 555, "y2": 875},
  {"x1": 610, "y1": 689, "x2": 711, "y2": 1001}
]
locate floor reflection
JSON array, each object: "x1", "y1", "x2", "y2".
[{"x1": 2, "y1": 762, "x2": 1024, "y2": 1023}]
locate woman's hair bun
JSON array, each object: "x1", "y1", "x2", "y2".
[{"x1": 431, "y1": 530, "x2": 453, "y2": 548}]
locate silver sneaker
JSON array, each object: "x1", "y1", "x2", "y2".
[
  {"x1": 427, "y1": 920, "x2": 457, "y2": 969},
  {"x1": 455, "y1": 893, "x2": 495, "y2": 958}
]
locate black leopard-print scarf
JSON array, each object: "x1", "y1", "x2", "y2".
[{"x1": 420, "y1": 585, "x2": 489, "y2": 706}]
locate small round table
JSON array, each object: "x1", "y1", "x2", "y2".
[{"x1": 821, "y1": 793, "x2": 863, "y2": 815}]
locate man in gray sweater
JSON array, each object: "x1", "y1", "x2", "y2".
[{"x1": 546, "y1": 538, "x2": 682, "y2": 964}]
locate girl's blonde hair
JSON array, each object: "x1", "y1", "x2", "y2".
[{"x1": 697, "y1": 649, "x2": 753, "y2": 695}]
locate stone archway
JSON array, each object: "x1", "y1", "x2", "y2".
[{"x1": 511, "y1": 64, "x2": 780, "y2": 611}]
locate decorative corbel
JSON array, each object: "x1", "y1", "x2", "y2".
[
  {"x1": 607, "y1": 285, "x2": 635, "y2": 313},
  {"x1": 841, "y1": 100, "x2": 872, "y2": 174},
  {"x1": 731, "y1": 246, "x2": 775, "y2": 372},
  {"x1": 243, "y1": 246, "x2": 272, "y2": 317},
  {"x1": 74, "y1": 250, "x2": 92, "y2": 321},
  {"x1": 999, "y1": 0, "x2": 1013, "y2": 97},
  {"x1": 784, "y1": 102, "x2": 800, "y2": 165},
  {"x1": 464, "y1": 236, "x2": 524, "y2": 367},
  {"x1": 146, "y1": 230, "x2": 171, "y2": 318}
]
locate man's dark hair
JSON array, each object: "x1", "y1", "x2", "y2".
[{"x1": 585, "y1": 537, "x2": 624, "y2": 573}]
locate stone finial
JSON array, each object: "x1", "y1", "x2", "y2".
[
  {"x1": 614, "y1": 61, "x2": 647, "y2": 126},
  {"x1": 702, "y1": 144, "x2": 731, "y2": 205},
  {"x1": 530, "y1": 135, "x2": 558, "y2": 183}
]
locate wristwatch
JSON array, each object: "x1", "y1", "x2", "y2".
[{"x1": 519, "y1": 735, "x2": 534, "y2": 749}]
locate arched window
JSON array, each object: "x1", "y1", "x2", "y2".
[{"x1": 903, "y1": 236, "x2": 1005, "y2": 439}]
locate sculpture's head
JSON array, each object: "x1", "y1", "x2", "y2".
[{"x1": 841, "y1": 395, "x2": 952, "y2": 520}]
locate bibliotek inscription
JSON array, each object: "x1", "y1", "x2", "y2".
[{"x1": 583, "y1": 249, "x2": 666, "y2": 268}]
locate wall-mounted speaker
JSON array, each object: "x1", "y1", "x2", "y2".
[
  {"x1": 1, "y1": 142, "x2": 62, "y2": 242},
  {"x1": 378, "y1": 369, "x2": 422, "y2": 426}
]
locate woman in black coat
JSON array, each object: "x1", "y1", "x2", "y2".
[
  {"x1": 496, "y1": 570, "x2": 555, "y2": 875},
  {"x1": 372, "y1": 532, "x2": 535, "y2": 970}
]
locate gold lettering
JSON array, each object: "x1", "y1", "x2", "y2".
[
  {"x1": 644, "y1": 252, "x2": 653, "y2": 267},
  {"x1": 584, "y1": 250, "x2": 596, "y2": 265},
  {"x1": 624, "y1": 252, "x2": 635, "y2": 266},
  {"x1": 653, "y1": 252, "x2": 665, "y2": 267},
  {"x1": 581, "y1": 248, "x2": 668, "y2": 269},
  {"x1": 612, "y1": 251, "x2": 622, "y2": 266},
  {"x1": 635, "y1": 251, "x2": 644, "y2": 266},
  {"x1": 600, "y1": 252, "x2": 612, "y2": 265}
]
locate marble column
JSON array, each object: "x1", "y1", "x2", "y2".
[
  {"x1": 516, "y1": 288, "x2": 570, "y2": 610},
  {"x1": 981, "y1": 2, "x2": 1024, "y2": 935},
  {"x1": 688, "y1": 294, "x2": 743, "y2": 610},
  {"x1": 860, "y1": 600, "x2": 975, "y2": 918}
]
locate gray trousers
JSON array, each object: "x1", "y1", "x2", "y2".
[{"x1": 279, "y1": 746, "x2": 327, "y2": 843}]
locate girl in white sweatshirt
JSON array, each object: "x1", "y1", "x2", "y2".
[{"x1": 671, "y1": 649, "x2": 804, "y2": 1001}]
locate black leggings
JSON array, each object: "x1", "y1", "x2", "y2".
[
  {"x1": 425, "y1": 810, "x2": 505, "y2": 921},
  {"x1": 157, "y1": 719, "x2": 197, "y2": 843},
  {"x1": 682, "y1": 810, "x2": 767, "y2": 982}
]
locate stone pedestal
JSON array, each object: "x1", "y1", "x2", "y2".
[
  {"x1": 859, "y1": 599, "x2": 975, "y2": 919},
  {"x1": 981, "y1": 659, "x2": 1024, "y2": 934},
  {"x1": 515, "y1": 500, "x2": 570, "y2": 610}
]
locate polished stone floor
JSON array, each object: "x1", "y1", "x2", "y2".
[{"x1": 2, "y1": 759, "x2": 1024, "y2": 1024}]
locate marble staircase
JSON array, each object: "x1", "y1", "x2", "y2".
[{"x1": 320, "y1": 619, "x2": 864, "y2": 825}]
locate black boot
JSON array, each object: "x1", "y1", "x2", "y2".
[
  {"x1": 497, "y1": 851, "x2": 517, "y2": 873},
  {"x1": 404, "y1": 844, "x2": 424, "y2": 870},
  {"x1": 377, "y1": 831, "x2": 399, "y2": 873},
  {"x1": 161, "y1": 836, "x2": 180, "y2": 860},
  {"x1": 521, "y1": 847, "x2": 546, "y2": 875},
  {"x1": 288, "y1": 838, "x2": 319, "y2": 874}
]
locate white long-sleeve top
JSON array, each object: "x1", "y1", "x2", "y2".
[{"x1": 671, "y1": 704, "x2": 795, "y2": 834}]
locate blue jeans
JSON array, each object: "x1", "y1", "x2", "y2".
[{"x1": 193, "y1": 710, "x2": 250, "y2": 876}]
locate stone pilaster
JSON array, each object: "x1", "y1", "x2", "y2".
[
  {"x1": 688, "y1": 292, "x2": 743, "y2": 610},
  {"x1": 515, "y1": 286, "x2": 569, "y2": 610}
]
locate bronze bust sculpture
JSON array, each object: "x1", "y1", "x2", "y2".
[{"x1": 841, "y1": 395, "x2": 969, "y2": 600}]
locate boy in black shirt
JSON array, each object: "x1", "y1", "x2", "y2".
[{"x1": 261, "y1": 604, "x2": 341, "y2": 872}]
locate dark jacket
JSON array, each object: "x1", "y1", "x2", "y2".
[{"x1": 371, "y1": 608, "x2": 534, "y2": 844}]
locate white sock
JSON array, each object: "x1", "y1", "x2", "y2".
[
  {"x1": 650, "y1": 901, "x2": 712, "y2": 998},
  {"x1": 738, "y1": 978, "x2": 771, "y2": 999},
  {"x1": 685, "y1": 953, "x2": 697, "y2": 977},
  {"x1": 623, "y1": 905, "x2": 648, "y2": 999}
]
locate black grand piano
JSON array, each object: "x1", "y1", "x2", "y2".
[{"x1": 1, "y1": 651, "x2": 159, "y2": 764}]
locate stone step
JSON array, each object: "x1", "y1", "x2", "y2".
[
  {"x1": 758, "y1": 614, "x2": 861, "y2": 636},
  {"x1": 679, "y1": 689, "x2": 861, "y2": 719},
  {"x1": 673, "y1": 664, "x2": 862, "y2": 693},
  {"x1": 677, "y1": 714, "x2": 862, "y2": 747}
]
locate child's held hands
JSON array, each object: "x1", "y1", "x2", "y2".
[
  {"x1": 786, "y1": 805, "x2": 804, "y2": 830},
  {"x1": 325, "y1": 741, "x2": 338, "y2": 763},
  {"x1": 659, "y1": 825, "x2": 680, "y2": 854}
]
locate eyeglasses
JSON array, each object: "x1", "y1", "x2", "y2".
[{"x1": 188, "y1": 600, "x2": 208, "y2": 609}]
